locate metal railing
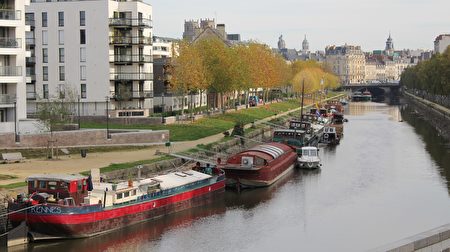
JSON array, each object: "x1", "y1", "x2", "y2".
[
  {"x1": 26, "y1": 56, "x2": 36, "y2": 64},
  {"x1": 26, "y1": 67, "x2": 35, "y2": 80},
  {"x1": 109, "y1": 36, "x2": 152, "y2": 45},
  {"x1": 109, "y1": 18, "x2": 152, "y2": 27},
  {"x1": 109, "y1": 54, "x2": 153, "y2": 63},
  {"x1": 110, "y1": 72, "x2": 153, "y2": 80},
  {"x1": 0, "y1": 38, "x2": 21, "y2": 48},
  {"x1": 26, "y1": 38, "x2": 35, "y2": 46},
  {"x1": 0, "y1": 66, "x2": 22, "y2": 76},
  {"x1": 0, "y1": 94, "x2": 15, "y2": 104},
  {"x1": 0, "y1": 10, "x2": 21, "y2": 20},
  {"x1": 111, "y1": 91, "x2": 154, "y2": 99},
  {"x1": 25, "y1": 19, "x2": 35, "y2": 26},
  {"x1": 26, "y1": 92, "x2": 36, "y2": 100}
]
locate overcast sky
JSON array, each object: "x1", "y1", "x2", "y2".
[{"x1": 150, "y1": 0, "x2": 449, "y2": 52}]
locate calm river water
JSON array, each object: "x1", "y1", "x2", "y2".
[{"x1": 14, "y1": 102, "x2": 450, "y2": 252}]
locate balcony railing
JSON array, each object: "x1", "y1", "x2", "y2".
[
  {"x1": 109, "y1": 18, "x2": 152, "y2": 27},
  {"x1": 25, "y1": 19, "x2": 35, "y2": 26},
  {"x1": 26, "y1": 56, "x2": 36, "y2": 64},
  {"x1": 0, "y1": 38, "x2": 21, "y2": 48},
  {"x1": 26, "y1": 67, "x2": 36, "y2": 80},
  {"x1": 109, "y1": 54, "x2": 153, "y2": 63},
  {"x1": 110, "y1": 72, "x2": 153, "y2": 80},
  {"x1": 109, "y1": 36, "x2": 152, "y2": 45},
  {"x1": 0, "y1": 94, "x2": 15, "y2": 104},
  {"x1": 0, "y1": 10, "x2": 21, "y2": 20},
  {"x1": 27, "y1": 92, "x2": 36, "y2": 100},
  {"x1": 26, "y1": 38, "x2": 35, "y2": 46},
  {"x1": 0, "y1": 66, "x2": 22, "y2": 76},
  {"x1": 111, "y1": 91, "x2": 154, "y2": 100}
]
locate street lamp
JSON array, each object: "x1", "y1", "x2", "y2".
[
  {"x1": 105, "y1": 96, "x2": 111, "y2": 139},
  {"x1": 77, "y1": 95, "x2": 81, "y2": 130}
]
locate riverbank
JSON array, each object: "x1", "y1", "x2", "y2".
[{"x1": 404, "y1": 91, "x2": 450, "y2": 141}]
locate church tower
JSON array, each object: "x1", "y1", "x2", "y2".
[
  {"x1": 278, "y1": 35, "x2": 286, "y2": 50},
  {"x1": 385, "y1": 33, "x2": 394, "y2": 56},
  {"x1": 302, "y1": 34, "x2": 309, "y2": 53}
]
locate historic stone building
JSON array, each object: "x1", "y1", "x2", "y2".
[{"x1": 325, "y1": 45, "x2": 366, "y2": 84}]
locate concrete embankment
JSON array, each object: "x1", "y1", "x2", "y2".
[
  {"x1": 404, "y1": 91, "x2": 450, "y2": 141},
  {"x1": 371, "y1": 223, "x2": 450, "y2": 252}
]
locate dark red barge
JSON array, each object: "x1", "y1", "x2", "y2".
[
  {"x1": 218, "y1": 142, "x2": 298, "y2": 188},
  {"x1": 8, "y1": 167, "x2": 225, "y2": 240}
]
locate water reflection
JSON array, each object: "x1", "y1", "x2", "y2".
[{"x1": 401, "y1": 104, "x2": 450, "y2": 194}]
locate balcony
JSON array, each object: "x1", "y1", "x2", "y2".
[
  {"x1": 0, "y1": 38, "x2": 21, "y2": 48},
  {"x1": 110, "y1": 72, "x2": 153, "y2": 81},
  {"x1": 0, "y1": 94, "x2": 15, "y2": 104},
  {"x1": 109, "y1": 36, "x2": 152, "y2": 45},
  {"x1": 109, "y1": 18, "x2": 152, "y2": 28},
  {"x1": 111, "y1": 90, "x2": 153, "y2": 100},
  {"x1": 26, "y1": 56, "x2": 36, "y2": 64},
  {"x1": 26, "y1": 38, "x2": 35, "y2": 46},
  {"x1": 25, "y1": 19, "x2": 34, "y2": 26},
  {"x1": 27, "y1": 92, "x2": 36, "y2": 100},
  {"x1": 109, "y1": 54, "x2": 153, "y2": 64},
  {"x1": 26, "y1": 67, "x2": 35, "y2": 80},
  {"x1": 0, "y1": 66, "x2": 22, "y2": 76},
  {"x1": 0, "y1": 10, "x2": 21, "y2": 20}
]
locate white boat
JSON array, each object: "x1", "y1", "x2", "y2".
[{"x1": 298, "y1": 146, "x2": 321, "y2": 169}]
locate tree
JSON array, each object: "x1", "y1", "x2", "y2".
[{"x1": 36, "y1": 89, "x2": 76, "y2": 159}]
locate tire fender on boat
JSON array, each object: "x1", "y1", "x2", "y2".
[{"x1": 324, "y1": 133, "x2": 329, "y2": 138}]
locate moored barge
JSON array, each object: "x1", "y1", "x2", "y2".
[
  {"x1": 218, "y1": 142, "x2": 297, "y2": 188},
  {"x1": 8, "y1": 167, "x2": 225, "y2": 240}
]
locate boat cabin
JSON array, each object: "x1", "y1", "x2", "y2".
[
  {"x1": 224, "y1": 143, "x2": 292, "y2": 169},
  {"x1": 300, "y1": 146, "x2": 319, "y2": 158},
  {"x1": 26, "y1": 174, "x2": 88, "y2": 205},
  {"x1": 322, "y1": 126, "x2": 340, "y2": 145},
  {"x1": 273, "y1": 129, "x2": 306, "y2": 149},
  {"x1": 289, "y1": 120, "x2": 313, "y2": 134}
]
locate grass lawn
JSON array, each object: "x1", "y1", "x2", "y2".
[
  {"x1": 81, "y1": 99, "x2": 303, "y2": 142},
  {"x1": 0, "y1": 181, "x2": 27, "y2": 189}
]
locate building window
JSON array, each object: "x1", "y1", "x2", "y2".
[
  {"x1": 59, "y1": 66, "x2": 65, "y2": 81},
  {"x1": 42, "y1": 30, "x2": 48, "y2": 45},
  {"x1": 43, "y1": 66, "x2": 48, "y2": 81},
  {"x1": 58, "y1": 12, "x2": 64, "y2": 27},
  {"x1": 81, "y1": 84, "x2": 86, "y2": 99},
  {"x1": 43, "y1": 84, "x2": 48, "y2": 99},
  {"x1": 80, "y1": 29, "x2": 86, "y2": 44},
  {"x1": 58, "y1": 30, "x2": 64, "y2": 45},
  {"x1": 80, "y1": 11, "x2": 85, "y2": 26},
  {"x1": 42, "y1": 48, "x2": 48, "y2": 63},
  {"x1": 80, "y1": 66, "x2": 86, "y2": 80},
  {"x1": 58, "y1": 84, "x2": 65, "y2": 99},
  {"x1": 59, "y1": 48, "x2": 65, "y2": 63},
  {"x1": 80, "y1": 47, "x2": 86, "y2": 62},
  {"x1": 42, "y1": 12, "x2": 47, "y2": 27}
]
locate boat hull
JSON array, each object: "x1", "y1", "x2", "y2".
[
  {"x1": 223, "y1": 153, "x2": 297, "y2": 188},
  {"x1": 25, "y1": 180, "x2": 225, "y2": 239}
]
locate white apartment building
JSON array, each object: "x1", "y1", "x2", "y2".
[
  {"x1": 152, "y1": 36, "x2": 177, "y2": 59},
  {"x1": 325, "y1": 45, "x2": 365, "y2": 84},
  {"x1": 26, "y1": 0, "x2": 153, "y2": 118},
  {"x1": 0, "y1": 0, "x2": 29, "y2": 132},
  {"x1": 434, "y1": 34, "x2": 450, "y2": 54}
]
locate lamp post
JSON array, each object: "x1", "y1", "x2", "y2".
[
  {"x1": 105, "y1": 96, "x2": 110, "y2": 139},
  {"x1": 14, "y1": 98, "x2": 19, "y2": 142},
  {"x1": 161, "y1": 93, "x2": 165, "y2": 123},
  {"x1": 77, "y1": 95, "x2": 81, "y2": 130}
]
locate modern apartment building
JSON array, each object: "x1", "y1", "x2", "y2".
[
  {"x1": 325, "y1": 45, "x2": 365, "y2": 84},
  {"x1": 0, "y1": 0, "x2": 29, "y2": 132},
  {"x1": 434, "y1": 34, "x2": 450, "y2": 54},
  {"x1": 26, "y1": 0, "x2": 153, "y2": 117}
]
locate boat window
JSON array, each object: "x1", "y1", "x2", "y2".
[
  {"x1": 124, "y1": 191, "x2": 130, "y2": 197},
  {"x1": 39, "y1": 181, "x2": 46, "y2": 189},
  {"x1": 59, "y1": 182, "x2": 68, "y2": 190},
  {"x1": 77, "y1": 181, "x2": 82, "y2": 191},
  {"x1": 117, "y1": 193, "x2": 123, "y2": 199},
  {"x1": 28, "y1": 181, "x2": 34, "y2": 188},
  {"x1": 48, "y1": 181, "x2": 57, "y2": 190},
  {"x1": 131, "y1": 189, "x2": 136, "y2": 196},
  {"x1": 310, "y1": 149, "x2": 317, "y2": 156},
  {"x1": 302, "y1": 150, "x2": 309, "y2": 156},
  {"x1": 254, "y1": 157, "x2": 265, "y2": 166}
]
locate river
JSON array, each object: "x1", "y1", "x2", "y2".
[{"x1": 12, "y1": 102, "x2": 450, "y2": 252}]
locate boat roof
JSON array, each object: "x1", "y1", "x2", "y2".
[
  {"x1": 273, "y1": 128, "x2": 306, "y2": 134},
  {"x1": 248, "y1": 144, "x2": 285, "y2": 159},
  {"x1": 96, "y1": 170, "x2": 212, "y2": 192},
  {"x1": 301, "y1": 146, "x2": 318, "y2": 150},
  {"x1": 27, "y1": 174, "x2": 86, "y2": 183}
]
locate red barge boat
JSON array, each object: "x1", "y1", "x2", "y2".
[
  {"x1": 218, "y1": 142, "x2": 297, "y2": 188},
  {"x1": 8, "y1": 167, "x2": 225, "y2": 240}
]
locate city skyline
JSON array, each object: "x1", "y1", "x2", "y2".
[{"x1": 151, "y1": 0, "x2": 450, "y2": 51}]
